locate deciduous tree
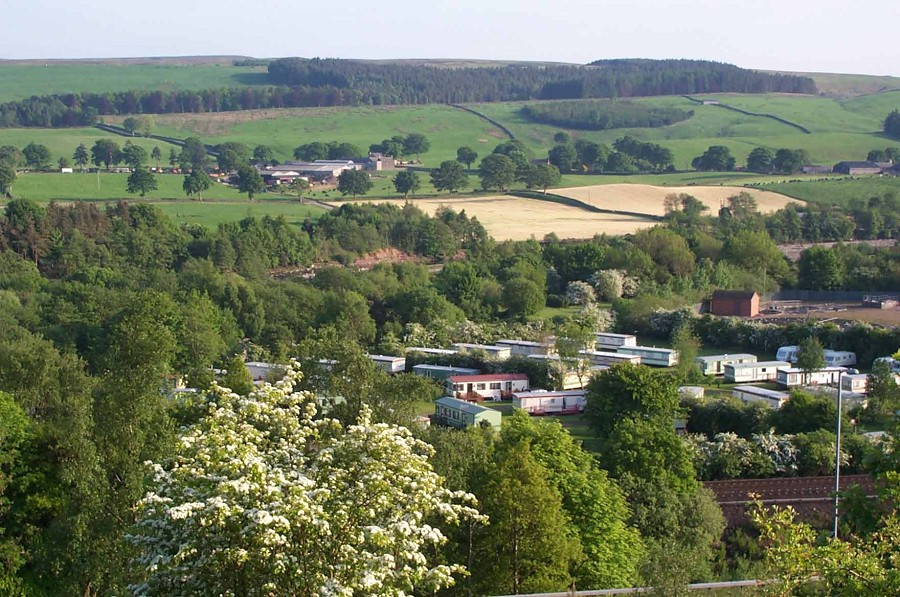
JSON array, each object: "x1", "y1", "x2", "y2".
[
  {"x1": 392, "y1": 170, "x2": 421, "y2": 197},
  {"x1": 479, "y1": 154, "x2": 517, "y2": 191},
  {"x1": 23, "y1": 143, "x2": 52, "y2": 170},
  {"x1": 182, "y1": 170, "x2": 212, "y2": 201},
  {"x1": 126, "y1": 168, "x2": 158, "y2": 197},
  {"x1": 336, "y1": 169, "x2": 373, "y2": 198},
  {"x1": 456, "y1": 146, "x2": 478, "y2": 170},
  {"x1": 235, "y1": 164, "x2": 265, "y2": 200},
  {"x1": 430, "y1": 160, "x2": 468, "y2": 192}
]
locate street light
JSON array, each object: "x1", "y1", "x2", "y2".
[{"x1": 833, "y1": 370, "x2": 844, "y2": 539}]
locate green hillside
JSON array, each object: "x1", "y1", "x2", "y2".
[
  {"x1": 107, "y1": 105, "x2": 511, "y2": 167},
  {"x1": 0, "y1": 61, "x2": 266, "y2": 102}
]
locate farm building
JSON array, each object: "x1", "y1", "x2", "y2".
[
  {"x1": 824, "y1": 350, "x2": 857, "y2": 367},
  {"x1": 801, "y1": 165, "x2": 833, "y2": 174},
  {"x1": 833, "y1": 161, "x2": 883, "y2": 175},
  {"x1": 710, "y1": 290, "x2": 760, "y2": 317},
  {"x1": 412, "y1": 364, "x2": 480, "y2": 381},
  {"x1": 841, "y1": 373, "x2": 870, "y2": 394},
  {"x1": 578, "y1": 349, "x2": 642, "y2": 367},
  {"x1": 617, "y1": 346, "x2": 679, "y2": 367},
  {"x1": 732, "y1": 385, "x2": 791, "y2": 409},
  {"x1": 776, "y1": 367, "x2": 847, "y2": 389},
  {"x1": 363, "y1": 153, "x2": 396, "y2": 171},
  {"x1": 594, "y1": 332, "x2": 637, "y2": 352},
  {"x1": 452, "y1": 343, "x2": 512, "y2": 360},
  {"x1": 496, "y1": 339, "x2": 555, "y2": 357},
  {"x1": 367, "y1": 354, "x2": 406, "y2": 374},
  {"x1": 447, "y1": 373, "x2": 530, "y2": 402},
  {"x1": 279, "y1": 160, "x2": 360, "y2": 181},
  {"x1": 255, "y1": 166, "x2": 307, "y2": 185},
  {"x1": 512, "y1": 390, "x2": 586, "y2": 416},
  {"x1": 696, "y1": 353, "x2": 757, "y2": 376},
  {"x1": 433, "y1": 397, "x2": 502, "y2": 429},
  {"x1": 724, "y1": 361, "x2": 791, "y2": 383}
]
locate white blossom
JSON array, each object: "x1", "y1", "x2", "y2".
[{"x1": 129, "y1": 361, "x2": 481, "y2": 596}]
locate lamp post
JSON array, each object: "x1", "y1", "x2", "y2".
[{"x1": 833, "y1": 370, "x2": 844, "y2": 539}]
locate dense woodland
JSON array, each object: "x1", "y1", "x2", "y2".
[
  {"x1": 521, "y1": 100, "x2": 694, "y2": 130},
  {"x1": 0, "y1": 59, "x2": 816, "y2": 127}
]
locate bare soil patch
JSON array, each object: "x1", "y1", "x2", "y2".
[{"x1": 554, "y1": 184, "x2": 799, "y2": 217}]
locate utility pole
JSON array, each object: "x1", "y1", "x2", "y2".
[{"x1": 833, "y1": 371, "x2": 844, "y2": 539}]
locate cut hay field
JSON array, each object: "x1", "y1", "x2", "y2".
[
  {"x1": 553, "y1": 184, "x2": 801, "y2": 217},
  {"x1": 337, "y1": 195, "x2": 660, "y2": 240}
]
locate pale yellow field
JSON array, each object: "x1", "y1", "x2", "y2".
[
  {"x1": 338, "y1": 196, "x2": 657, "y2": 240},
  {"x1": 553, "y1": 184, "x2": 800, "y2": 216}
]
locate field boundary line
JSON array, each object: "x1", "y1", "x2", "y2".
[
  {"x1": 682, "y1": 95, "x2": 812, "y2": 134},
  {"x1": 449, "y1": 104, "x2": 516, "y2": 139},
  {"x1": 508, "y1": 190, "x2": 664, "y2": 221}
]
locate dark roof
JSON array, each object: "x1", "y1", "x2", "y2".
[
  {"x1": 834, "y1": 161, "x2": 881, "y2": 169},
  {"x1": 712, "y1": 290, "x2": 758, "y2": 300},
  {"x1": 435, "y1": 396, "x2": 493, "y2": 414}
]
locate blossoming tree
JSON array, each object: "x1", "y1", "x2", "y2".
[{"x1": 129, "y1": 364, "x2": 481, "y2": 596}]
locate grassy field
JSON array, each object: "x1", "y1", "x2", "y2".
[
  {"x1": 106, "y1": 105, "x2": 510, "y2": 167},
  {"x1": 0, "y1": 62, "x2": 267, "y2": 102},
  {"x1": 11, "y1": 172, "x2": 249, "y2": 201},
  {"x1": 755, "y1": 176, "x2": 900, "y2": 206},
  {"x1": 0, "y1": 128, "x2": 166, "y2": 167},
  {"x1": 471, "y1": 93, "x2": 899, "y2": 169}
]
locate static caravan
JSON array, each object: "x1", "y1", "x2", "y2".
[
  {"x1": 245, "y1": 361, "x2": 280, "y2": 382},
  {"x1": 405, "y1": 347, "x2": 459, "y2": 356},
  {"x1": 452, "y1": 343, "x2": 513, "y2": 360},
  {"x1": 776, "y1": 346, "x2": 800, "y2": 363},
  {"x1": 434, "y1": 397, "x2": 502, "y2": 429},
  {"x1": 841, "y1": 373, "x2": 870, "y2": 394},
  {"x1": 696, "y1": 353, "x2": 757, "y2": 376},
  {"x1": 617, "y1": 346, "x2": 679, "y2": 367},
  {"x1": 824, "y1": 350, "x2": 857, "y2": 367},
  {"x1": 678, "y1": 386, "x2": 705, "y2": 400},
  {"x1": 776, "y1": 367, "x2": 847, "y2": 389},
  {"x1": 496, "y1": 339, "x2": 554, "y2": 357},
  {"x1": 594, "y1": 333, "x2": 637, "y2": 352},
  {"x1": 724, "y1": 361, "x2": 790, "y2": 383},
  {"x1": 732, "y1": 385, "x2": 791, "y2": 409},
  {"x1": 874, "y1": 356, "x2": 900, "y2": 373},
  {"x1": 412, "y1": 364, "x2": 480, "y2": 381},
  {"x1": 513, "y1": 390, "x2": 586, "y2": 416},
  {"x1": 367, "y1": 354, "x2": 406, "y2": 374},
  {"x1": 578, "y1": 350, "x2": 642, "y2": 367},
  {"x1": 447, "y1": 373, "x2": 530, "y2": 402}
]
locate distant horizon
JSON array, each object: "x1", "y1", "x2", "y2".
[{"x1": 1, "y1": 54, "x2": 898, "y2": 80}]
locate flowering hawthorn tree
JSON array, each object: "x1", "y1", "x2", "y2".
[{"x1": 129, "y1": 363, "x2": 481, "y2": 596}]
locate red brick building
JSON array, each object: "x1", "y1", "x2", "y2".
[{"x1": 710, "y1": 290, "x2": 759, "y2": 317}]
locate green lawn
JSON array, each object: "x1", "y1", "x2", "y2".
[
  {"x1": 0, "y1": 62, "x2": 268, "y2": 102},
  {"x1": 11, "y1": 172, "x2": 248, "y2": 201}
]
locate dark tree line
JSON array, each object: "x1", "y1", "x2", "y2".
[
  {"x1": 0, "y1": 59, "x2": 816, "y2": 128},
  {"x1": 521, "y1": 100, "x2": 694, "y2": 130}
]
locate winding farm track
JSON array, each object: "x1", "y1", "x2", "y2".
[{"x1": 705, "y1": 474, "x2": 878, "y2": 527}]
